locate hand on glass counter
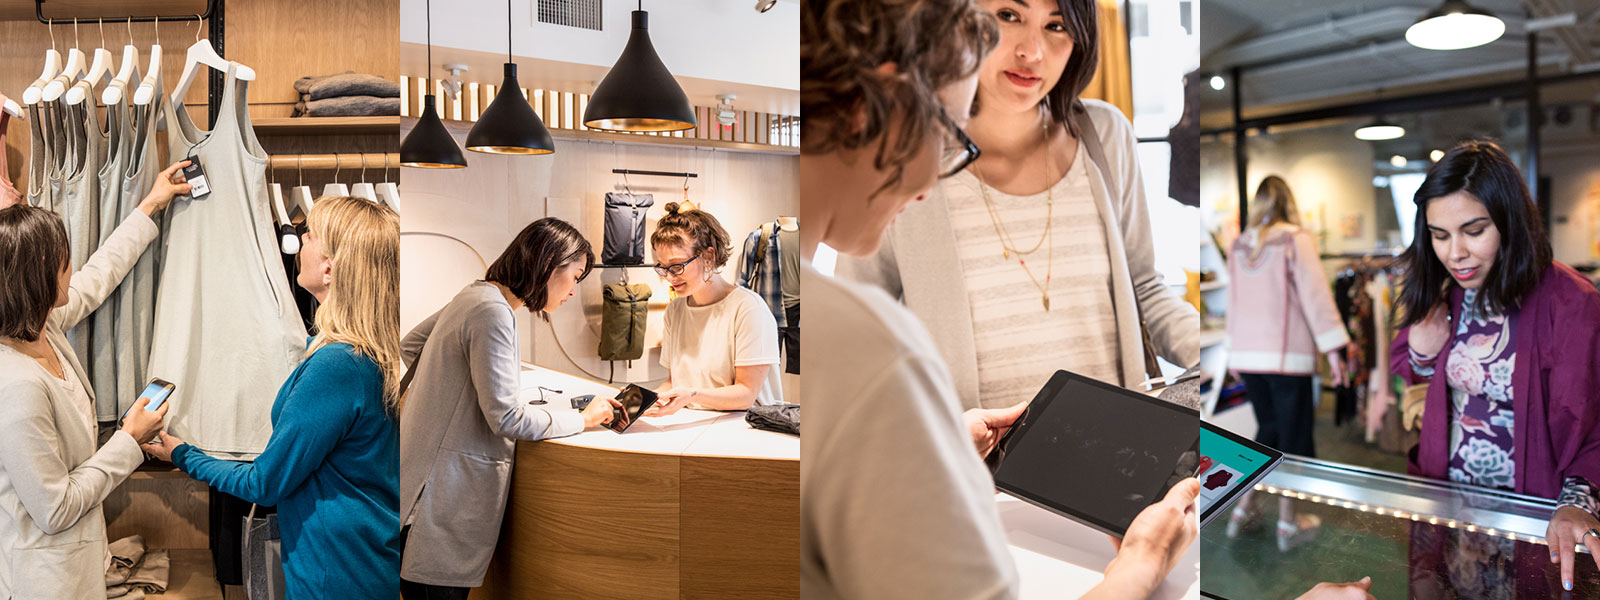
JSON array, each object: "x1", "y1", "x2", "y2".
[
  {"x1": 1547, "y1": 505, "x2": 1600, "y2": 592},
  {"x1": 963, "y1": 400, "x2": 1028, "y2": 459},
  {"x1": 1294, "y1": 577, "x2": 1375, "y2": 600}
]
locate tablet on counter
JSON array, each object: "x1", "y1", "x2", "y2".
[
  {"x1": 989, "y1": 370, "x2": 1202, "y2": 538},
  {"x1": 607, "y1": 384, "x2": 658, "y2": 434}
]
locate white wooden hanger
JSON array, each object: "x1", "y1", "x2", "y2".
[
  {"x1": 170, "y1": 17, "x2": 255, "y2": 105},
  {"x1": 375, "y1": 153, "x2": 401, "y2": 212},
  {"x1": 42, "y1": 19, "x2": 88, "y2": 102},
  {"x1": 66, "y1": 20, "x2": 114, "y2": 105},
  {"x1": 350, "y1": 153, "x2": 377, "y2": 202},
  {"x1": 322, "y1": 153, "x2": 350, "y2": 197},
  {"x1": 133, "y1": 19, "x2": 163, "y2": 106},
  {"x1": 24, "y1": 21, "x2": 64, "y2": 105},
  {"x1": 268, "y1": 164, "x2": 299, "y2": 254},
  {"x1": 102, "y1": 18, "x2": 138, "y2": 105},
  {"x1": 0, "y1": 91, "x2": 22, "y2": 119},
  {"x1": 291, "y1": 156, "x2": 315, "y2": 216},
  {"x1": 777, "y1": 216, "x2": 798, "y2": 232}
]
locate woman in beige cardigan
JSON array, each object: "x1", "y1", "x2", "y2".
[
  {"x1": 839, "y1": 0, "x2": 1197, "y2": 410},
  {"x1": 0, "y1": 161, "x2": 189, "y2": 599}
]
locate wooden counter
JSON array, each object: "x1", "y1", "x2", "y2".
[{"x1": 472, "y1": 366, "x2": 799, "y2": 600}]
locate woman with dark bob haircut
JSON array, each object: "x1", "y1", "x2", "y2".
[
  {"x1": 0, "y1": 161, "x2": 189, "y2": 598},
  {"x1": 1391, "y1": 140, "x2": 1600, "y2": 593},
  {"x1": 392, "y1": 217, "x2": 621, "y2": 599}
]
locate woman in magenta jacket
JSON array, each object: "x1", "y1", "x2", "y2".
[{"x1": 1390, "y1": 141, "x2": 1600, "y2": 593}]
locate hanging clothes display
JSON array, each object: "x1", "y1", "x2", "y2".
[
  {"x1": 149, "y1": 63, "x2": 308, "y2": 460},
  {"x1": 776, "y1": 219, "x2": 800, "y2": 375},
  {"x1": 738, "y1": 220, "x2": 788, "y2": 328},
  {"x1": 60, "y1": 98, "x2": 109, "y2": 370},
  {"x1": 104, "y1": 78, "x2": 166, "y2": 421},
  {"x1": 0, "y1": 107, "x2": 20, "y2": 208},
  {"x1": 89, "y1": 94, "x2": 130, "y2": 418}
]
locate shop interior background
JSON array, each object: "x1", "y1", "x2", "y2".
[
  {"x1": 1198, "y1": 1, "x2": 1600, "y2": 598},
  {"x1": 397, "y1": 0, "x2": 800, "y2": 401},
  {"x1": 0, "y1": 0, "x2": 399, "y2": 596}
]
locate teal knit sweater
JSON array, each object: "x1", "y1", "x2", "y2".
[{"x1": 174, "y1": 343, "x2": 400, "y2": 599}]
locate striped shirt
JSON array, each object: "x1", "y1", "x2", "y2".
[{"x1": 942, "y1": 143, "x2": 1122, "y2": 407}]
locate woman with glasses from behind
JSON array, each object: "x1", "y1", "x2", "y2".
[
  {"x1": 644, "y1": 203, "x2": 783, "y2": 416},
  {"x1": 839, "y1": 0, "x2": 1197, "y2": 410},
  {"x1": 392, "y1": 217, "x2": 621, "y2": 599}
]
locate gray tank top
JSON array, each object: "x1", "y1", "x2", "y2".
[
  {"x1": 150, "y1": 64, "x2": 307, "y2": 460},
  {"x1": 89, "y1": 97, "x2": 132, "y2": 420},
  {"x1": 108, "y1": 77, "x2": 166, "y2": 421},
  {"x1": 59, "y1": 100, "x2": 104, "y2": 370}
]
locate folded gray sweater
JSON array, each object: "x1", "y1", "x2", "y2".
[
  {"x1": 293, "y1": 95, "x2": 401, "y2": 117},
  {"x1": 294, "y1": 72, "x2": 400, "y2": 100}
]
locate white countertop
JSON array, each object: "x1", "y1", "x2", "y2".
[
  {"x1": 518, "y1": 365, "x2": 799, "y2": 461},
  {"x1": 999, "y1": 494, "x2": 1200, "y2": 600}
]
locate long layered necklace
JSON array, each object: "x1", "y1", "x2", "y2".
[{"x1": 972, "y1": 127, "x2": 1056, "y2": 311}]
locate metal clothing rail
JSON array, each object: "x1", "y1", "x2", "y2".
[
  {"x1": 612, "y1": 169, "x2": 697, "y2": 178},
  {"x1": 34, "y1": 0, "x2": 216, "y2": 23},
  {"x1": 267, "y1": 153, "x2": 400, "y2": 170}
]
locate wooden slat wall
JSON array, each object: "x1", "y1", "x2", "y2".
[{"x1": 403, "y1": 75, "x2": 800, "y2": 151}]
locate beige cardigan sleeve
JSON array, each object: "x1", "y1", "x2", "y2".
[
  {"x1": 0, "y1": 377, "x2": 143, "y2": 535},
  {"x1": 49, "y1": 210, "x2": 159, "y2": 332}
]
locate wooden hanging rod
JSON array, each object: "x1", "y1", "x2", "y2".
[
  {"x1": 267, "y1": 153, "x2": 400, "y2": 170},
  {"x1": 613, "y1": 169, "x2": 697, "y2": 178},
  {"x1": 35, "y1": 0, "x2": 216, "y2": 23}
]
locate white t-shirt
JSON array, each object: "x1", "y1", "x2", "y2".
[
  {"x1": 660, "y1": 285, "x2": 783, "y2": 407},
  {"x1": 801, "y1": 265, "x2": 1019, "y2": 599}
]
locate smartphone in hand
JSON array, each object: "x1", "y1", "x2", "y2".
[{"x1": 121, "y1": 378, "x2": 176, "y2": 421}]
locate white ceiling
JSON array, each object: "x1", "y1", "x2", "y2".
[
  {"x1": 400, "y1": 0, "x2": 798, "y2": 115},
  {"x1": 1201, "y1": 0, "x2": 1600, "y2": 119}
]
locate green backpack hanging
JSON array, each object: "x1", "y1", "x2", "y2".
[{"x1": 599, "y1": 283, "x2": 653, "y2": 368}]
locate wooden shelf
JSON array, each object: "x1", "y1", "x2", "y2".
[
  {"x1": 163, "y1": 548, "x2": 237, "y2": 600},
  {"x1": 253, "y1": 116, "x2": 399, "y2": 136}
]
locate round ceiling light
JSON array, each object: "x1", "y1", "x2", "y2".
[{"x1": 1406, "y1": 0, "x2": 1504, "y2": 51}]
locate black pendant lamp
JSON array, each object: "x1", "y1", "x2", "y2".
[
  {"x1": 401, "y1": 0, "x2": 467, "y2": 168},
  {"x1": 583, "y1": 2, "x2": 697, "y2": 132},
  {"x1": 466, "y1": 0, "x2": 555, "y2": 154}
]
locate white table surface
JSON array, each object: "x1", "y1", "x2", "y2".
[
  {"x1": 998, "y1": 494, "x2": 1200, "y2": 599},
  {"x1": 517, "y1": 364, "x2": 799, "y2": 461}
]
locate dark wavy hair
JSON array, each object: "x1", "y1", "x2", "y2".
[
  {"x1": 1395, "y1": 140, "x2": 1551, "y2": 328},
  {"x1": 486, "y1": 218, "x2": 595, "y2": 321},
  {"x1": 0, "y1": 206, "x2": 71, "y2": 342},
  {"x1": 971, "y1": 0, "x2": 1100, "y2": 138},
  {"x1": 802, "y1": 0, "x2": 998, "y2": 197}
]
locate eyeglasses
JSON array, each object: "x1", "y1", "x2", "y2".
[
  {"x1": 937, "y1": 110, "x2": 981, "y2": 178},
  {"x1": 529, "y1": 386, "x2": 561, "y2": 405},
  {"x1": 653, "y1": 254, "x2": 700, "y2": 277}
]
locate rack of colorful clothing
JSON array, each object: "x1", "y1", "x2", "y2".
[
  {"x1": 738, "y1": 217, "x2": 800, "y2": 374},
  {"x1": 1323, "y1": 252, "x2": 1404, "y2": 450}
]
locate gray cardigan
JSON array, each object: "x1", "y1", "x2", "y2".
[
  {"x1": 396, "y1": 281, "x2": 585, "y2": 587},
  {"x1": 838, "y1": 100, "x2": 1198, "y2": 410},
  {"x1": 0, "y1": 212, "x2": 155, "y2": 600}
]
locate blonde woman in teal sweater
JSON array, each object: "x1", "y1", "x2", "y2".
[{"x1": 147, "y1": 196, "x2": 404, "y2": 599}]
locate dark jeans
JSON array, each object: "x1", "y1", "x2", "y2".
[
  {"x1": 399, "y1": 526, "x2": 471, "y2": 600},
  {"x1": 1239, "y1": 372, "x2": 1316, "y2": 457},
  {"x1": 780, "y1": 303, "x2": 800, "y2": 374}
]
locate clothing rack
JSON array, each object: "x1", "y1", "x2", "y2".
[
  {"x1": 32, "y1": 0, "x2": 229, "y2": 126},
  {"x1": 1320, "y1": 249, "x2": 1403, "y2": 260},
  {"x1": 34, "y1": 0, "x2": 216, "y2": 23},
  {"x1": 612, "y1": 169, "x2": 697, "y2": 178},
  {"x1": 267, "y1": 153, "x2": 400, "y2": 170}
]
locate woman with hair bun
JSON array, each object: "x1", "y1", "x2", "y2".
[{"x1": 646, "y1": 202, "x2": 783, "y2": 416}]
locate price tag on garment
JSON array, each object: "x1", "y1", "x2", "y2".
[{"x1": 182, "y1": 155, "x2": 212, "y2": 199}]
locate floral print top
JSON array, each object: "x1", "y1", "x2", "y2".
[{"x1": 1411, "y1": 289, "x2": 1600, "y2": 513}]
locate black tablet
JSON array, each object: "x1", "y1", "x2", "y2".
[
  {"x1": 607, "y1": 384, "x2": 658, "y2": 434},
  {"x1": 1196, "y1": 421, "x2": 1283, "y2": 529},
  {"x1": 991, "y1": 370, "x2": 1201, "y2": 537}
]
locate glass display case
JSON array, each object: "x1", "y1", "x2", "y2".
[{"x1": 1202, "y1": 458, "x2": 1598, "y2": 599}]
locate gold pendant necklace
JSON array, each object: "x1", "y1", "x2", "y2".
[{"x1": 973, "y1": 128, "x2": 1056, "y2": 311}]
